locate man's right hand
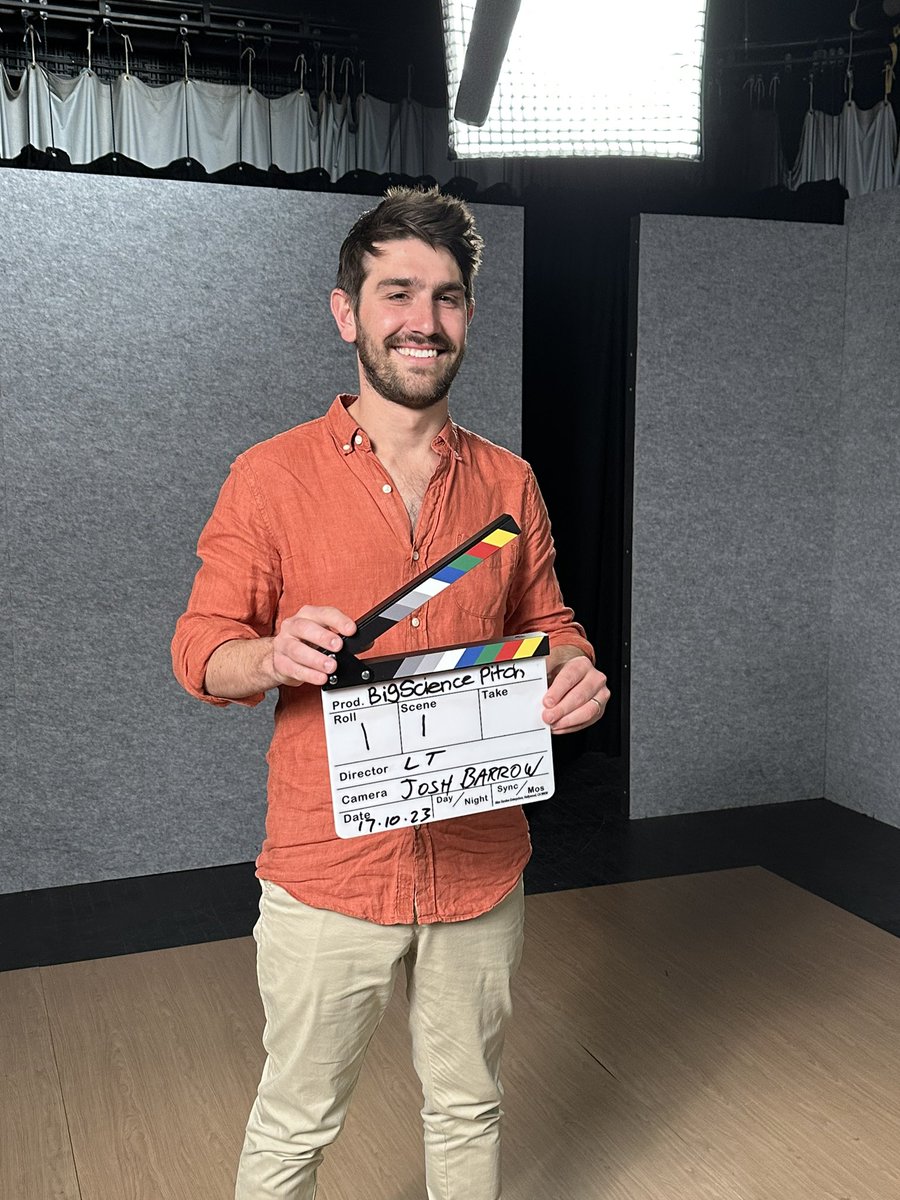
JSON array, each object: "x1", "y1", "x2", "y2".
[
  {"x1": 204, "y1": 606, "x2": 357, "y2": 700},
  {"x1": 271, "y1": 605, "x2": 358, "y2": 687}
]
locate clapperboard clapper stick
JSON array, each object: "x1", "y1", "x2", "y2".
[{"x1": 324, "y1": 513, "x2": 550, "y2": 689}]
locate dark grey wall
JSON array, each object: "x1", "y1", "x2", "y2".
[
  {"x1": 630, "y1": 215, "x2": 847, "y2": 819},
  {"x1": 826, "y1": 188, "x2": 900, "y2": 827},
  {"x1": 0, "y1": 171, "x2": 523, "y2": 893}
]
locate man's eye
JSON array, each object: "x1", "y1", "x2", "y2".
[
  {"x1": 389, "y1": 292, "x2": 409, "y2": 301},
  {"x1": 439, "y1": 294, "x2": 461, "y2": 305}
]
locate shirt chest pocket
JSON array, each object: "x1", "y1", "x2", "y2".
[{"x1": 441, "y1": 530, "x2": 520, "y2": 619}]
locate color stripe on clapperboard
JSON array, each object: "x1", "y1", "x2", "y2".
[
  {"x1": 390, "y1": 634, "x2": 546, "y2": 680},
  {"x1": 378, "y1": 526, "x2": 519, "y2": 624}
]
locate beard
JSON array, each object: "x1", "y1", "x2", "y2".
[{"x1": 355, "y1": 326, "x2": 466, "y2": 411}]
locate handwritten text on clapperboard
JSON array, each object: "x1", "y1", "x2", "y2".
[{"x1": 322, "y1": 655, "x2": 555, "y2": 839}]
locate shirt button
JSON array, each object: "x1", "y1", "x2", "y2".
[
  {"x1": 342, "y1": 443, "x2": 351, "y2": 452},
  {"x1": 382, "y1": 484, "x2": 392, "y2": 494},
  {"x1": 412, "y1": 550, "x2": 419, "y2": 561},
  {"x1": 354, "y1": 434, "x2": 363, "y2": 445},
  {"x1": 411, "y1": 617, "x2": 420, "y2": 628}
]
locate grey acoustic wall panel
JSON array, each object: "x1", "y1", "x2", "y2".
[
  {"x1": 0, "y1": 171, "x2": 523, "y2": 893},
  {"x1": 630, "y1": 215, "x2": 846, "y2": 818},
  {"x1": 826, "y1": 188, "x2": 900, "y2": 829}
]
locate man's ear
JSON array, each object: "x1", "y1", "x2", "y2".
[
  {"x1": 330, "y1": 289, "x2": 357, "y2": 344},
  {"x1": 467, "y1": 299, "x2": 475, "y2": 325}
]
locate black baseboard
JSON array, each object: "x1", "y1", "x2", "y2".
[{"x1": 3, "y1": 761, "x2": 899, "y2": 971}]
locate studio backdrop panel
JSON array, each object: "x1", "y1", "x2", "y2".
[
  {"x1": 0, "y1": 171, "x2": 523, "y2": 893},
  {"x1": 826, "y1": 187, "x2": 900, "y2": 828},
  {"x1": 629, "y1": 214, "x2": 846, "y2": 818}
]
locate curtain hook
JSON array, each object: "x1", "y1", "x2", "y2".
[
  {"x1": 87, "y1": 27, "x2": 93, "y2": 73},
  {"x1": 407, "y1": 63, "x2": 413, "y2": 102},
  {"x1": 845, "y1": 29, "x2": 855, "y2": 102},
  {"x1": 241, "y1": 45, "x2": 255, "y2": 93},
  {"x1": 339, "y1": 56, "x2": 354, "y2": 99},
  {"x1": 360, "y1": 59, "x2": 366, "y2": 97},
  {"x1": 122, "y1": 32, "x2": 133, "y2": 78},
  {"x1": 24, "y1": 25, "x2": 41, "y2": 69},
  {"x1": 294, "y1": 53, "x2": 306, "y2": 94},
  {"x1": 182, "y1": 35, "x2": 191, "y2": 83},
  {"x1": 884, "y1": 43, "x2": 897, "y2": 100}
]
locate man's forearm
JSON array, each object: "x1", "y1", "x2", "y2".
[{"x1": 205, "y1": 637, "x2": 278, "y2": 700}]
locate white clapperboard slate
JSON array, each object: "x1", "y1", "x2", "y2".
[{"x1": 321, "y1": 515, "x2": 555, "y2": 838}]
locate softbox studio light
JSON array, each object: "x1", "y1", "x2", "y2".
[{"x1": 442, "y1": 0, "x2": 709, "y2": 160}]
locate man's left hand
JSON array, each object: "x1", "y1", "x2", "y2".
[{"x1": 542, "y1": 647, "x2": 610, "y2": 735}]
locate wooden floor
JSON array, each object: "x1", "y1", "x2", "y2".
[{"x1": 4, "y1": 867, "x2": 900, "y2": 1200}]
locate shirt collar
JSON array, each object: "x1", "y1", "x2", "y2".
[
  {"x1": 327, "y1": 394, "x2": 463, "y2": 462},
  {"x1": 432, "y1": 418, "x2": 463, "y2": 461}
]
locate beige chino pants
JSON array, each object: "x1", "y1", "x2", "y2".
[{"x1": 235, "y1": 877, "x2": 525, "y2": 1200}]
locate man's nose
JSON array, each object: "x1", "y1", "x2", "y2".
[{"x1": 406, "y1": 295, "x2": 439, "y2": 336}]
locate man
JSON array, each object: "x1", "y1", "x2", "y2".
[{"x1": 172, "y1": 186, "x2": 609, "y2": 1200}]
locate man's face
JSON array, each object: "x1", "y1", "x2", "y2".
[{"x1": 340, "y1": 238, "x2": 472, "y2": 411}]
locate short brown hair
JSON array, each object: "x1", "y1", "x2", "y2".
[{"x1": 337, "y1": 186, "x2": 484, "y2": 307}]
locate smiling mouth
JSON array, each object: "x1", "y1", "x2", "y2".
[{"x1": 392, "y1": 346, "x2": 444, "y2": 359}]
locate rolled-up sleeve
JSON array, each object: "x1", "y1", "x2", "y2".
[
  {"x1": 503, "y1": 469, "x2": 595, "y2": 662},
  {"x1": 171, "y1": 457, "x2": 282, "y2": 706}
]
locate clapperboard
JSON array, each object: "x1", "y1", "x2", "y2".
[{"x1": 321, "y1": 515, "x2": 555, "y2": 839}]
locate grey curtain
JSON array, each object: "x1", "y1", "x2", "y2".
[
  {"x1": 0, "y1": 63, "x2": 525, "y2": 189},
  {"x1": 788, "y1": 100, "x2": 899, "y2": 197}
]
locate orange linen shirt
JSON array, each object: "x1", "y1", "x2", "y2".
[{"x1": 172, "y1": 396, "x2": 594, "y2": 925}]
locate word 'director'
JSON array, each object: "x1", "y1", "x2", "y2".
[{"x1": 322, "y1": 652, "x2": 554, "y2": 839}]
